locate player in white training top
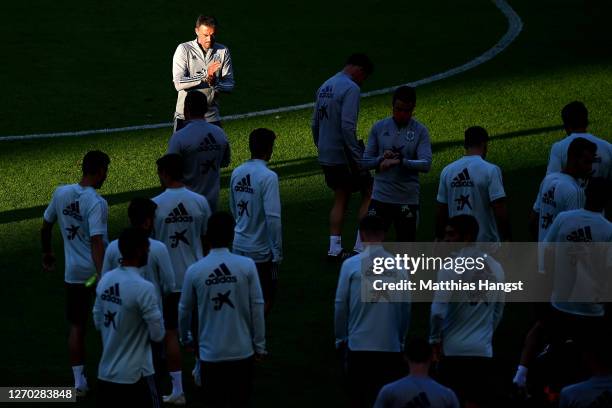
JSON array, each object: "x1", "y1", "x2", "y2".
[
  {"x1": 41, "y1": 150, "x2": 110, "y2": 396},
  {"x1": 374, "y1": 338, "x2": 459, "y2": 408},
  {"x1": 547, "y1": 101, "x2": 612, "y2": 182},
  {"x1": 230, "y1": 128, "x2": 282, "y2": 315},
  {"x1": 152, "y1": 153, "x2": 211, "y2": 405},
  {"x1": 179, "y1": 212, "x2": 265, "y2": 407},
  {"x1": 436, "y1": 126, "x2": 510, "y2": 242},
  {"x1": 94, "y1": 228, "x2": 165, "y2": 407},
  {"x1": 430, "y1": 214, "x2": 504, "y2": 408}
]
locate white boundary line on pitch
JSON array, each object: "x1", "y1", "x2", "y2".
[{"x1": 0, "y1": 0, "x2": 522, "y2": 142}]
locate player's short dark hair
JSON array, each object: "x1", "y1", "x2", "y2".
[
  {"x1": 392, "y1": 86, "x2": 416, "y2": 106},
  {"x1": 404, "y1": 337, "x2": 432, "y2": 363},
  {"x1": 128, "y1": 198, "x2": 157, "y2": 228},
  {"x1": 185, "y1": 91, "x2": 208, "y2": 118},
  {"x1": 156, "y1": 154, "x2": 184, "y2": 181},
  {"x1": 196, "y1": 15, "x2": 218, "y2": 28},
  {"x1": 447, "y1": 214, "x2": 479, "y2": 241},
  {"x1": 585, "y1": 177, "x2": 610, "y2": 210},
  {"x1": 207, "y1": 211, "x2": 235, "y2": 248},
  {"x1": 567, "y1": 137, "x2": 597, "y2": 161},
  {"x1": 118, "y1": 227, "x2": 150, "y2": 261},
  {"x1": 346, "y1": 53, "x2": 374, "y2": 76},
  {"x1": 359, "y1": 215, "x2": 385, "y2": 234},
  {"x1": 561, "y1": 101, "x2": 588, "y2": 129},
  {"x1": 82, "y1": 150, "x2": 110, "y2": 175},
  {"x1": 249, "y1": 128, "x2": 276, "y2": 157},
  {"x1": 464, "y1": 126, "x2": 489, "y2": 149}
]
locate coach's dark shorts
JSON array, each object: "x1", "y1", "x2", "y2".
[
  {"x1": 163, "y1": 292, "x2": 181, "y2": 330},
  {"x1": 201, "y1": 356, "x2": 254, "y2": 407},
  {"x1": 368, "y1": 200, "x2": 419, "y2": 242},
  {"x1": 321, "y1": 164, "x2": 372, "y2": 193},
  {"x1": 65, "y1": 283, "x2": 95, "y2": 326}
]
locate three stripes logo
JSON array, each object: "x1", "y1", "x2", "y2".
[
  {"x1": 451, "y1": 168, "x2": 474, "y2": 187},
  {"x1": 101, "y1": 283, "x2": 122, "y2": 305},
  {"x1": 165, "y1": 203, "x2": 193, "y2": 224},
  {"x1": 234, "y1": 174, "x2": 254, "y2": 193},
  {"x1": 542, "y1": 187, "x2": 556, "y2": 207},
  {"x1": 62, "y1": 201, "x2": 83, "y2": 221},
  {"x1": 566, "y1": 226, "x2": 593, "y2": 242},
  {"x1": 198, "y1": 133, "x2": 221, "y2": 152},
  {"x1": 206, "y1": 263, "x2": 238, "y2": 285}
]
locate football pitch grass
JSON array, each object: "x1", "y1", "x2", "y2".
[{"x1": 1, "y1": 0, "x2": 611, "y2": 406}]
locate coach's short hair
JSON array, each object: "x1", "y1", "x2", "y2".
[
  {"x1": 585, "y1": 177, "x2": 610, "y2": 210},
  {"x1": 359, "y1": 215, "x2": 385, "y2": 234},
  {"x1": 128, "y1": 198, "x2": 157, "y2": 228},
  {"x1": 392, "y1": 86, "x2": 416, "y2": 106},
  {"x1": 464, "y1": 126, "x2": 489, "y2": 149},
  {"x1": 562, "y1": 101, "x2": 588, "y2": 129},
  {"x1": 82, "y1": 150, "x2": 110, "y2": 176},
  {"x1": 346, "y1": 53, "x2": 374, "y2": 76},
  {"x1": 196, "y1": 15, "x2": 218, "y2": 28},
  {"x1": 567, "y1": 137, "x2": 597, "y2": 161},
  {"x1": 156, "y1": 154, "x2": 184, "y2": 181},
  {"x1": 207, "y1": 211, "x2": 235, "y2": 248},
  {"x1": 447, "y1": 214, "x2": 479, "y2": 241},
  {"x1": 404, "y1": 337, "x2": 432, "y2": 363},
  {"x1": 185, "y1": 91, "x2": 208, "y2": 118},
  {"x1": 249, "y1": 128, "x2": 276, "y2": 157},
  {"x1": 118, "y1": 227, "x2": 150, "y2": 261}
]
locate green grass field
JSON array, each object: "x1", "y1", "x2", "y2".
[{"x1": 1, "y1": 0, "x2": 611, "y2": 406}]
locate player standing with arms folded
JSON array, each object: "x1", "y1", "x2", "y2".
[
  {"x1": 152, "y1": 154, "x2": 211, "y2": 405},
  {"x1": 94, "y1": 228, "x2": 165, "y2": 407},
  {"x1": 312, "y1": 54, "x2": 374, "y2": 259},
  {"x1": 229, "y1": 128, "x2": 281, "y2": 315},
  {"x1": 172, "y1": 15, "x2": 234, "y2": 130},
  {"x1": 362, "y1": 86, "x2": 432, "y2": 242},
  {"x1": 41, "y1": 150, "x2": 110, "y2": 396},
  {"x1": 179, "y1": 212, "x2": 266, "y2": 407}
]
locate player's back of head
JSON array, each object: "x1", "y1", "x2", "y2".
[
  {"x1": 184, "y1": 91, "x2": 208, "y2": 119},
  {"x1": 156, "y1": 153, "x2": 184, "y2": 182},
  {"x1": 567, "y1": 137, "x2": 597, "y2": 162},
  {"x1": 249, "y1": 128, "x2": 276, "y2": 158},
  {"x1": 562, "y1": 101, "x2": 588, "y2": 130},
  {"x1": 359, "y1": 215, "x2": 385, "y2": 242},
  {"x1": 118, "y1": 227, "x2": 150, "y2": 262},
  {"x1": 82, "y1": 150, "x2": 110, "y2": 176},
  {"x1": 207, "y1": 211, "x2": 235, "y2": 248},
  {"x1": 392, "y1": 86, "x2": 416, "y2": 105},
  {"x1": 345, "y1": 53, "x2": 374, "y2": 76},
  {"x1": 464, "y1": 126, "x2": 489, "y2": 149},
  {"x1": 405, "y1": 337, "x2": 432, "y2": 363},
  {"x1": 446, "y1": 214, "x2": 479, "y2": 242},
  {"x1": 128, "y1": 197, "x2": 157, "y2": 228}
]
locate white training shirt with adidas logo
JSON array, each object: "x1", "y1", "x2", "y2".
[
  {"x1": 152, "y1": 187, "x2": 211, "y2": 292},
  {"x1": 229, "y1": 159, "x2": 282, "y2": 263},
  {"x1": 93, "y1": 266, "x2": 164, "y2": 384},
  {"x1": 102, "y1": 238, "x2": 175, "y2": 313},
  {"x1": 43, "y1": 184, "x2": 108, "y2": 283},
  {"x1": 167, "y1": 120, "x2": 231, "y2": 211},
  {"x1": 437, "y1": 155, "x2": 506, "y2": 242},
  {"x1": 544, "y1": 209, "x2": 612, "y2": 317},
  {"x1": 179, "y1": 248, "x2": 265, "y2": 362}
]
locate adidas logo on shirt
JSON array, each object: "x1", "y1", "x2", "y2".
[
  {"x1": 62, "y1": 201, "x2": 83, "y2": 221},
  {"x1": 566, "y1": 226, "x2": 593, "y2": 242},
  {"x1": 451, "y1": 168, "x2": 474, "y2": 187},
  {"x1": 234, "y1": 174, "x2": 254, "y2": 193},
  {"x1": 164, "y1": 203, "x2": 193, "y2": 223},
  {"x1": 542, "y1": 187, "x2": 556, "y2": 207},
  {"x1": 206, "y1": 263, "x2": 237, "y2": 285},
  {"x1": 197, "y1": 133, "x2": 221, "y2": 152},
  {"x1": 101, "y1": 283, "x2": 122, "y2": 305}
]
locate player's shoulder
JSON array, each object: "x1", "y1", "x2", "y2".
[
  {"x1": 409, "y1": 117, "x2": 429, "y2": 134},
  {"x1": 560, "y1": 378, "x2": 591, "y2": 398},
  {"x1": 371, "y1": 117, "x2": 391, "y2": 132},
  {"x1": 213, "y1": 42, "x2": 230, "y2": 52},
  {"x1": 148, "y1": 238, "x2": 168, "y2": 253},
  {"x1": 106, "y1": 239, "x2": 119, "y2": 251},
  {"x1": 177, "y1": 39, "x2": 197, "y2": 52}
]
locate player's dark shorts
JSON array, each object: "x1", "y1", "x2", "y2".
[
  {"x1": 437, "y1": 356, "x2": 494, "y2": 405},
  {"x1": 256, "y1": 259, "x2": 278, "y2": 310},
  {"x1": 163, "y1": 292, "x2": 181, "y2": 330},
  {"x1": 321, "y1": 164, "x2": 373, "y2": 193},
  {"x1": 97, "y1": 375, "x2": 160, "y2": 408},
  {"x1": 65, "y1": 283, "x2": 95, "y2": 326},
  {"x1": 200, "y1": 356, "x2": 254, "y2": 407},
  {"x1": 368, "y1": 200, "x2": 419, "y2": 241},
  {"x1": 346, "y1": 349, "x2": 406, "y2": 407},
  {"x1": 538, "y1": 303, "x2": 605, "y2": 344}
]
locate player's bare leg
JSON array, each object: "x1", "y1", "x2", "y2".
[
  {"x1": 164, "y1": 329, "x2": 185, "y2": 405},
  {"x1": 329, "y1": 189, "x2": 350, "y2": 257},
  {"x1": 68, "y1": 324, "x2": 88, "y2": 395}
]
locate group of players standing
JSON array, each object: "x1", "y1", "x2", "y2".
[{"x1": 38, "y1": 14, "x2": 612, "y2": 408}]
